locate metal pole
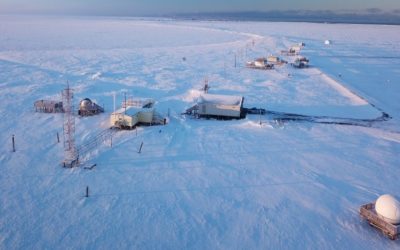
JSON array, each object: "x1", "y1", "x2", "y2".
[
  {"x1": 57, "y1": 132, "x2": 60, "y2": 143},
  {"x1": 12, "y1": 134, "x2": 15, "y2": 152},
  {"x1": 86, "y1": 186, "x2": 89, "y2": 197},
  {"x1": 113, "y1": 92, "x2": 116, "y2": 120},
  {"x1": 138, "y1": 142, "x2": 143, "y2": 154},
  {"x1": 124, "y1": 92, "x2": 127, "y2": 115}
]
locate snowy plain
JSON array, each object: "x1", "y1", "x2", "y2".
[{"x1": 0, "y1": 15, "x2": 400, "y2": 249}]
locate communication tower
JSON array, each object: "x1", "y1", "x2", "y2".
[{"x1": 62, "y1": 83, "x2": 78, "y2": 167}]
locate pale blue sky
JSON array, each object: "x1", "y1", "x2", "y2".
[{"x1": 0, "y1": 0, "x2": 399, "y2": 15}]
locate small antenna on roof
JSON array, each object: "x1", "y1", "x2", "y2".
[
  {"x1": 203, "y1": 77, "x2": 210, "y2": 94},
  {"x1": 113, "y1": 91, "x2": 116, "y2": 121},
  {"x1": 124, "y1": 92, "x2": 127, "y2": 115}
]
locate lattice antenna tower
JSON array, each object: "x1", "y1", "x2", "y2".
[{"x1": 62, "y1": 82, "x2": 78, "y2": 167}]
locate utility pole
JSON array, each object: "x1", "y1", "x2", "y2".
[
  {"x1": 138, "y1": 142, "x2": 143, "y2": 154},
  {"x1": 113, "y1": 92, "x2": 116, "y2": 113},
  {"x1": 113, "y1": 92, "x2": 117, "y2": 124},
  {"x1": 124, "y1": 92, "x2": 127, "y2": 115},
  {"x1": 12, "y1": 134, "x2": 15, "y2": 152},
  {"x1": 203, "y1": 77, "x2": 209, "y2": 94}
]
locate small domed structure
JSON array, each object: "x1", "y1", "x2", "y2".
[
  {"x1": 78, "y1": 98, "x2": 104, "y2": 116},
  {"x1": 324, "y1": 40, "x2": 331, "y2": 45},
  {"x1": 375, "y1": 194, "x2": 400, "y2": 225},
  {"x1": 80, "y1": 98, "x2": 93, "y2": 111}
]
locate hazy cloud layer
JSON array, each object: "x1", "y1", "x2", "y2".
[
  {"x1": 1, "y1": 0, "x2": 400, "y2": 16},
  {"x1": 0, "y1": 0, "x2": 399, "y2": 24},
  {"x1": 175, "y1": 9, "x2": 400, "y2": 25}
]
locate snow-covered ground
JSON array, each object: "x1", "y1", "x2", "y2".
[{"x1": 1, "y1": 16, "x2": 400, "y2": 249}]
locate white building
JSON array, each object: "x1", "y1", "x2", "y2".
[
  {"x1": 110, "y1": 106, "x2": 155, "y2": 129},
  {"x1": 267, "y1": 56, "x2": 286, "y2": 65},
  {"x1": 246, "y1": 58, "x2": 274, "y2": 69},
  {"x1": 254, "y1": 58, "x2": 267, "y2": 68},
  {"x1": 281, "y1": 44, "x2": 303, "y2": 56},
  {"x1": 292, "y1": 56, "x2": 309, "y2": 68},
  {"x1": 196, "y1": 94, "x2": 245, "y2": 119},
  {"x1": 290, "y1": 45, "x2": 302, "y2": 54}
]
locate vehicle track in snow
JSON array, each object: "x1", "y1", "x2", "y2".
[{"x1": 265, "y1": 109, "x2": 391, "y2": 128}]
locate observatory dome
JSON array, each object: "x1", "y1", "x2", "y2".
[
  {"x1": 80, "y1": 98, "x2": 93, "y2": 110},
  {"x1": 375, "y1": 194, "x2": 400, "y2": 225}
]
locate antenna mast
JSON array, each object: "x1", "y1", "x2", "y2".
[
  {"x1": 113, "y1": 92, "x2": 116, "y2": 114},
  {"x1": 124, "y1": 91, "x2": 127, "y2": 115},
  {"x1": 62, "y1": 82, "x2": 78, "y2": 167},
  {"x1": 203, "y1": 77, "x2": 209, "y2": 93}
]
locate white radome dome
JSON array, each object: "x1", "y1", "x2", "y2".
[{"x1": 375, "y1": 194, "x2": 400, "y2": 225}]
